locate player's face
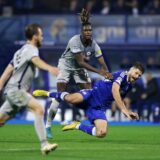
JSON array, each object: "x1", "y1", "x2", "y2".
[
  {"x1": 128, "y1": 68, "x2": 142, "y2": 83},
  {"x1": 35, "y1": 28, "x2": 43, "y2": 47},
  {"x1": 82, "y1": 25, "x2": 92, "y2": 40}
]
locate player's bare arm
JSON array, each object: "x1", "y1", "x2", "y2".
[
  {"x1": 97, "y1": 57, "x2": 113, "y2": 79},
  {"x1": 0, "y1": 64, "x2": 13, "y2": 90},
  {"x1": 31, "y1": 56, "x2": 59, "y2": 76},
  {"x1": 112, "y1": 82, "x2": 138, "y2": 120},
  {"x1": 75, "y1": 53, "x2": 111, "y2": 78},
  {"x1": 75, "y1": 53, "x2": 100, "y2": 73}
]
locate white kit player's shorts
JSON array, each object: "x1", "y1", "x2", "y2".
[
  {"x1": 57, "y1": 68, "x2": 91, "y2": 84},
  {"x1": 0, "y1": 90, "x2": 32, "y2": 116}
]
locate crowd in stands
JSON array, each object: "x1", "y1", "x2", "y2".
[{"x1": 0, "y1": 0, "x2": 160, "y2": 15}]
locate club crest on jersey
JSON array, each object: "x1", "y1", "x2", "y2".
[{"x1": 86, "y1": 52, "x2": 91, "y2": 56}]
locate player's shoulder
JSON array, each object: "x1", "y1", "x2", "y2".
[
  {"x1": 22, "y1": 43, "x2": 38, "y2": 51},
  {"x1": 69, "y1": 35, "x2": 80, "y2": 43},
  {"x1": 113, "y1": 70, "x2": 127, "y2": 77}
]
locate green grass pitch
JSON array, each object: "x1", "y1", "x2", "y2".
[{"x1": 0, "y1": 124, "x2": 160, "y2": 160}]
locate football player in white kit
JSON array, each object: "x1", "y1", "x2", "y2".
[
  {"x1": 0, "y1": 24, "x2": 59, "y2": 155},
  {"x1": 45, "y1": 9, "x2": 113, "y2": 138}
]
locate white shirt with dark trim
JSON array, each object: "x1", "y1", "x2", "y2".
[
  {"x1": 59, "y1": 34, "x2": 103, "y2": 70},
  {"x1": 4, "y1": 43, "x2": 39, "y2": 92}
]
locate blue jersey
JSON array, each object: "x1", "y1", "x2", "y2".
[{"x1": 80, "y1": 70, "x2": 132, "y2": 111}]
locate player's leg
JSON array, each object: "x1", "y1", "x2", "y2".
[
  {"x1": 0, "y1": 101, "x2": 12, "y2": 126},
  {"x1": 45, "y1": 82, "x2": 67, "y2": 139},
  {"x1": 94, "y1": 119, "x2": 108, "y2": 138},
  {"x1": 63, "y1": 108, "x2": 108, "y2": 137},
  {"x1": 28, "y1": 96, "x2": 58, "y2": 154}
]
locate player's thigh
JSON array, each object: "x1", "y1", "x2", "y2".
[
  {"x1": 73, "y1": 69, "x2": 91, "y2": 84},
  {"x1": 6, "y1": 90, "x2": 31, "y2": 107},
  {"x1": 77, "y1": 82, "x2": 92, "y2": 90},
  {"x1": 27, "y1": 96, "x2": 44, "y2": 116},
  {"x1": 94, "y1": 119, "x2": 108, "y2": 137},
  {"x1": 57, "y1": 68, "x2": 71, "y2": 84},
  {"x1": 57, "y1": 82, "x2": 68, "y2": 92},
  {"x1": 65, "y1": 93, "x2": 84, "y2": 104},
  {"x1": 0, "y1": 101, "x2": 12, "y2": 124}
]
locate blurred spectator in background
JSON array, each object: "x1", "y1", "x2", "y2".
[
  {"x1": 120, "y1": 57, "x2": 132, "y2": 69},
  {"x1": 85, "y1": 0, "x2": 96, "y2": 13},
  {"x1": 146, "y1": 57, "x2": 159, "y2": 70},
  {"x1": 127, "y1": 0, "x2": 139, "y2": 16},
  {"x1": 100, "y1": 0, "x2": 111, "y2": 15},
  {"x1": 113, "y1": 0, "x2": 127, "y2": 15},
  {"x1": 140, "y1": 72, "x2": 159, "y2": 121},
  {"x1": 69, "y1": 0, "x2": 78, "y2": 13},
  {"x1": 143, "y1": 0, "x2": 160, "y2": 15}
]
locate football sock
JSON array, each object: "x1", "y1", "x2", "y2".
[
  {"x1": 78, "y1": 124, "x2": 96, "y2": 136},
  {"x1": 46, "y1": 99, "x2": 59, "y2": 128},
  {"x1": 49, "y1": 92, "x2": 69, "y2": 101},
  {"x1": 34, "y1": 114, "x2": 47, "y2": 147}
]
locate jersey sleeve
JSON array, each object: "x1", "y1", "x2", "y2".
[
  {"x1": 94, "y1": 41, "x2": 103, "y2": 58},
  {"x1": 27, "y1": 46, "x2": 39, "y2": 61},
  {"x1": 114, "y1": 71, "x2": 126, "y2": 86},
  {"x1": 69, "y1": 37, "x2": 82, "y2": 54}
]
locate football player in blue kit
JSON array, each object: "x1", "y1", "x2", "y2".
[{"x1": 33, "y1": 62, "x2": 144, "y2": 138}]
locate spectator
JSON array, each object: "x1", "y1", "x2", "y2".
[
  {"x1": 141, "y1": 72, "x2": 159, "y2": 121},
  {"x1": 143, "y1": 0, "x2": 160, "y2": 15},
  {"x1": 127, "y1": 0, "x2": 140, "y2": 16},
  {"x1": 101, "y1": 0, "x2": 111, "y2": 15},
  {"x1": 113, "y1": 0, "x2": 128, "y2": 15}
]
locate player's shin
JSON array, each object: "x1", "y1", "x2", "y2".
[
  {"x1": 49, "y1": 91, "x2": 69, "y2": 101},
  {"x1": 46, "y1": 99, "x2": 59, "y2": 128},
  {"x1": 34, "y1": 114, "x2": 48, "y2": 147},
  {"x1": 78, "y1": 124, "x2": 96, "y2": 136}
]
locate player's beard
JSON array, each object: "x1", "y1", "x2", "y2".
[{"x1": 36, "y1": 40, "x2": 42, "y2": 48}]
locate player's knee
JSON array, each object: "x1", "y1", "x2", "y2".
[
  {"x1": 96, "y1": 130, "x2": 107, "y2": 138},
  {"x1": 35, "y1": 107, "x2": 44, "y2": 116},
  {"x1": 0, "y1": 122, "x2": 5, "y2": 127},
  {"x1": 0, "y1": 116, "x2": 6, "y2": 126}
]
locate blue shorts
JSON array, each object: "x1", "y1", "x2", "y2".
[
  {"x1": 86, "y1": 107, "x2": 107, "y2": 124},
  {"x1": 79, "y1": 89, "x2": 107, "y2": 124}
]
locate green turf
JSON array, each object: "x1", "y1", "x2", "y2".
[{"x1": 0, "y1": 124, "x2": 160, "y2": 160}]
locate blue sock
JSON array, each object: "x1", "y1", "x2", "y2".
[
  {"x1": 49, "y1": 92, "x2": 69, "y2": 102},
  {"x1": 79, "y1": 124, "x2": 96, "y2": 136}
]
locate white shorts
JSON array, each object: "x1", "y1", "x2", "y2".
[
  {"x1": 57, "y1": 68, "x2": 91, "y2": 83},
  {"x1": 0, "y1": 90, "x2": 32, "y2": 116}
]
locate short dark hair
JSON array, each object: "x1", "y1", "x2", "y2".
[
  {"x1": 132, "y1": 62, "x2": 145, "y2": 74},
  {"x1": 25, "y1": 23, "x2": 41, "y2": 40}
]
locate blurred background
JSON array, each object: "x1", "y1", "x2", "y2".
[{"x1": 0, "y1": 0, "x2": 160, "y2": 124}]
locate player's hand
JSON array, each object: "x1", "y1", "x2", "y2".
[
  {"x1": 122, "y1": 109, "x2": 139, "y2": 120},
  {"x1": 50, "y1": 67, "x2": 59, "y2": 76},
  {"x1": 105, "y1": 72, "x2": 113, "y2": 79},
  {"x1": 99, "y1": 69, "x2": 113, "y2": 79},
  {"x1": 129, "y1": 111, "x2": 139, "y2": 120}
]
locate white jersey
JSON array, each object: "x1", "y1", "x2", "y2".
[
  {"x1": 59, "y1": 34, "x2": 103, "y2": 70},
  {"x1": 4, "y1": 43, "x2": 39, "y2": 92}
]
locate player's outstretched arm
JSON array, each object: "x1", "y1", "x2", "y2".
[
  {"x1": 0, "y1": 64, "x2": 13, "y2": 91},
  {"x1": 31, "y1": 57, "x2": 59, "y2": 76},
  {"x1": 112, "y1": 82, "x2": 139, "y2": 120}
]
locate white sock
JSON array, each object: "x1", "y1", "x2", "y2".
[
  {"x1": 46, "y1": 98, "x2": 59, "y2": 128},
  {"x1": 34, "y1": 114, "x2": 47, "y2": 148},
  {"x1": 76, "y1": 123, "x2": 80, "y2": 129},
  {"x1": 92, "y1": 127, "x2": 96, "y2": 136}
]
